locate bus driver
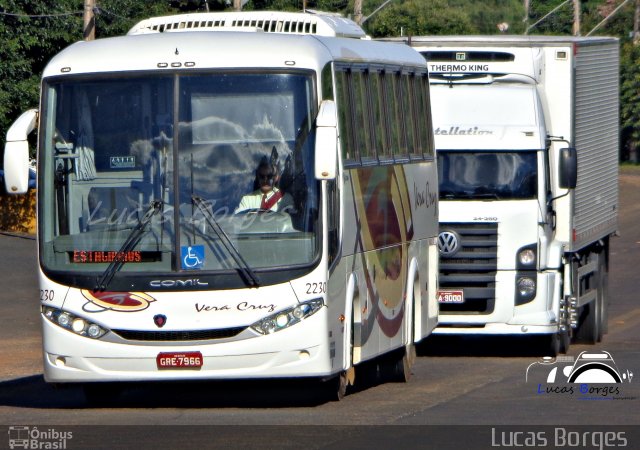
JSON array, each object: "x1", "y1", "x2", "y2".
[{"x1": 235, "y1": 158, "x2": 293, "y2": 213}]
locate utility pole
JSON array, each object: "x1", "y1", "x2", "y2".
[
  {"x1": 523, "y1": 0, "x2": 530, "y2": 30},
  {"x1": 354, "y1": 0, "x2": 363, "y2": 25},
  {"x1": 234, "y1": 0, "x2": 242, "y2": 11},
  {"x1": 572, "y1": 0, "x2": 581, "y2": 36},
  {"x1": 83, "y1": 0, "x2": 95, "y2": 41}
]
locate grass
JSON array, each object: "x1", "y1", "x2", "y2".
[{"x1": 620, "y1": 162, "x2": 640, "y2": 174}]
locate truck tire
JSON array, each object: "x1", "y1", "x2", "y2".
[
  {"x1": 574, "y1": 251, "x2": 605, "y2": 344},
  {"x1": 538, "y1": 330, "x2": 568, "y2": 357},
  {"x1": 599, "y1": 246, "x2": 609, "y2": 336}
]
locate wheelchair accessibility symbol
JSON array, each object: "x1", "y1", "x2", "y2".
[{"x1": 181, "y1": 245, "x2": 205, "y2": 270}]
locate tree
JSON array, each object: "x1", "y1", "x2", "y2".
[
  {"x1": 365, "y1": 0, "x2": 476, "y2": 37},
  {"x1": 620, "y1": 41, "x2": 640, "y2": 161},
  {"x1": 0, "y1": 0, "x2": 177, "y2": 164},
  {"x1": 0, "y1": 0, "x2": 638, "y2": 165}
]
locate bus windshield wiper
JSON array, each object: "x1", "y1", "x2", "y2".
[
  {"x1": 191, "y1": 195, "x2": 260, "y2": 287},
  {"x1": 94, "y1": 200, "x2": 163, "y2": 291}
]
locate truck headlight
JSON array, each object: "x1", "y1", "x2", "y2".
[
  {"x1": 516, "y1": 244, "x2": 537, "y2": 269},
  {"x1": 250, "y1": 298, "x2": 324, "y2": 335},
  {"x1": 515, "y1": 274, "x2": 537, "y2": 305},
  {"x1": 42, "y1": 306, "x2": 107, "y2": 339}
]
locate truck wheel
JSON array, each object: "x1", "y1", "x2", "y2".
[
  {"x1": 540, "y1": 333, "x2": 560, "y2": 357},
  {"x1": 599, "y1": 248, "x2": 609, "y2": 336},
  {"x1": 574, "y1": 253, "x2": 604, "y2": 344},
  {"x1": 558, "y1": 328, "x2": 570, "y2": 354}
]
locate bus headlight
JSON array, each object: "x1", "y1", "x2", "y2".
[
  {"x1": 250, "y1": 298, "x2": 324, "y2": 335},
  {"x1": 515, "y1": 274, "x2": 537, "y2": 305},
  {"x1": 42, "y1": 306, "x2": 107, "y2": 339}
]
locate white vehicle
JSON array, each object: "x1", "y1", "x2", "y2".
[
  {"x1": 383, "y1": 36, "x2": 618, "y2": 354},
  {"x1": 3, "y1": 11, "x2": 439, "y2": 401}
]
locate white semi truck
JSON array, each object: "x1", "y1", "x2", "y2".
[{"x1": 391, "y1": 36, "x2": 619, "y2": 354}]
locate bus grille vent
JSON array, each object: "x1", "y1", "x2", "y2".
[{"x1": 111, "y1": 326, "x2": 246, "y2": 342}]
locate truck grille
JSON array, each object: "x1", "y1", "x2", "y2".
[{"x1": 439, "y1": 223, "x2": 498, "y2": 314}]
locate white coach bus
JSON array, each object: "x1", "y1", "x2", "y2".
[{"x1": 3, "y1": 11, "x2": 439, "y2": 401}]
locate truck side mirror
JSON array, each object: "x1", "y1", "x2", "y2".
[
  {"x1": 4, "y1": 109, "x2": 38, "y2": 194},
  {"x1": 314, "y1": 100, "x2": 337, "y2": 180},
  {"x1": 558, "y1": 147, "x2": 577, "y2": 189}
]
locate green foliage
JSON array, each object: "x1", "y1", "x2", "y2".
[
  {"x1": 366, "y1": 0, "x2": 476, "y2": 37},
  {"x1": 0, "y1": 0, "x2": 177, "y2": 164},
  {"x1": 527, "y1": 0, "x2": 574, "y2": 35},
  {"x1": 0, "y1": 0, "x2": 82, "y2": 159},
  {"x1": 528, "y1": 0, "x2": 636, "y2": 37},
  {"x1": 0, "y1": 0, "x2": 638, "y2": 165},
  {"x1": 620, "y1": 42, "x2": 640, "y2": 161},
  {"x1": 364, "y1": 0, "x2": 527, "y2": 39}
]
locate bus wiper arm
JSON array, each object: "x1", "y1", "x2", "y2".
[
  {"x1": 94, "y1": 200, "x2": 163, "y2": 292},
  {"x1": 191, "y1": 195, "x2": 260, "y2": 287}
]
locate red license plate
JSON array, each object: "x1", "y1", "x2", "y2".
[
  {"x1": 438, "y1": 290, "x2": 464, "y2": 304},
  {"x1": 156, "y1": 352, "x2": 203, "y2": 370}
]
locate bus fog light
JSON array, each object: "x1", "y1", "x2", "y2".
[{"x1": 250, "y1": 298, "x2": 324, "y2": 335}]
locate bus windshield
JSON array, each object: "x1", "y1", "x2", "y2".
[
  {"x1": 438, "y1": 151, "x2": 537, "y2": 200},
  {"x1": 39, "y1": 72, "x2": 319, "y2": 286}
]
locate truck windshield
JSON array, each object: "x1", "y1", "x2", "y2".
[
  {"x1": 438, "y1": 151, "x2": 537, "y2": 200},
  {"x1": 39, "y1": 72, "x2": 319, "y2": 284}
]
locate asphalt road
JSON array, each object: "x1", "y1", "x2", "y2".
[{"x1": 0, "y1": 170, "x2": 638, "y2": 449}]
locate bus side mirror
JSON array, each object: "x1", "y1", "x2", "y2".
[
  {"x1": 558, "y1": 147, "x2": 577, "y2": 189},
  {"x1": 314, "y1": 100, "x2": 337, "y2": 180},
  {"x1": 4, "y1": 109, "x2": 38, "y2": 194}
]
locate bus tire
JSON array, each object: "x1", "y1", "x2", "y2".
[
  {"x1": 380, "y1": 344, "x2": 416, "y2": 383},
  {"x1": 323, "y1": 370, "x2": 348, "y2": 401}
]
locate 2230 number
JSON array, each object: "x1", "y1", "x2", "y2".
[{"x1": 305, "y1": 282, "x2": 327, "y2": 295}]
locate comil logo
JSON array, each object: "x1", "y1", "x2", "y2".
[
  {"x1": 8, "y1": 426, "x2": 72, "y2": 449},
  {"x1": 525, "y1": 351, "x2": 635, "y2": 400}
]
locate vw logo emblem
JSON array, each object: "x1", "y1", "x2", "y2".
[{"x1": 438, "y1": 231, "x2": 460, "y2": 256}]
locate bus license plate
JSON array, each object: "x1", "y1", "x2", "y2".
[
  {"x1": 438, "y1": 290, "x2": 464, "y2": 304},
  {"x1": 156, "y1": 352, "x2": 203, "y2": 370}
]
